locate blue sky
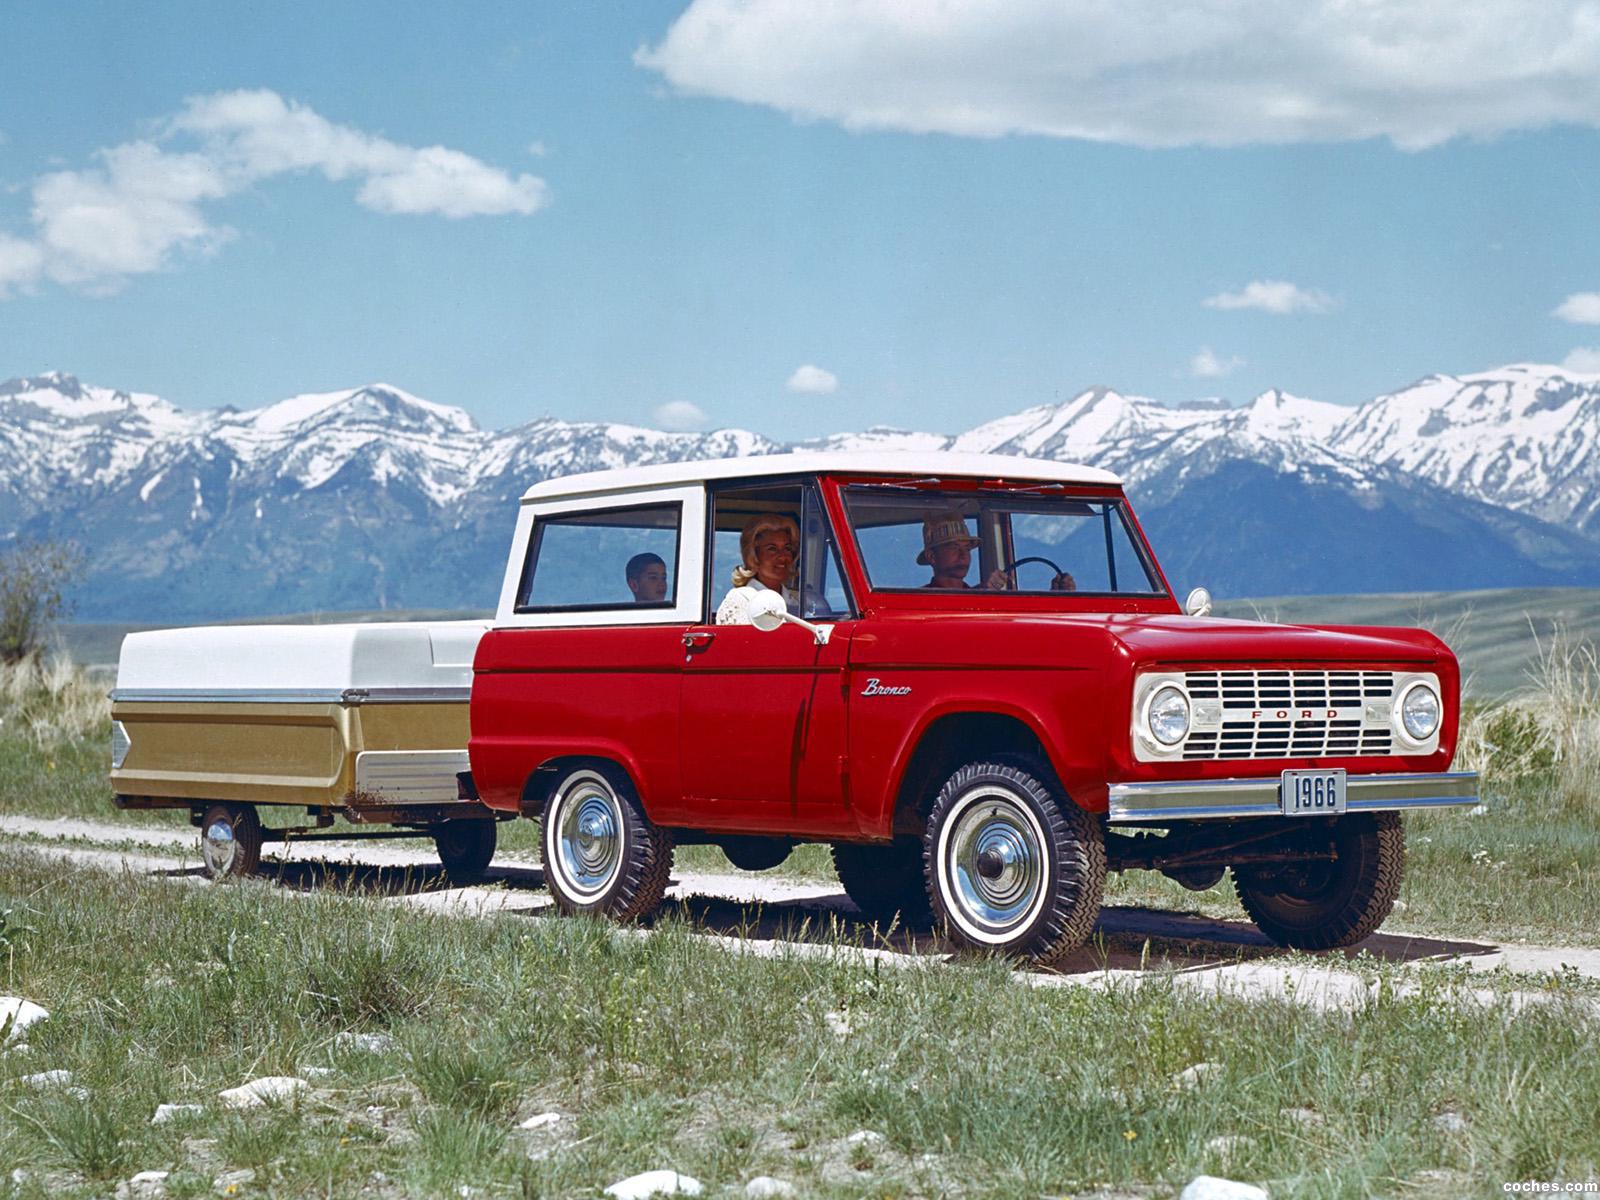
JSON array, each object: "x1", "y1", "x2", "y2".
[{"x1": 4, "y1": 1, "x2": 1600, "y2": 441}]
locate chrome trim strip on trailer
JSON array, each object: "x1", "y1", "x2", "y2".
[
  {"x1": 109, "y1": 687, "x2": 472, "y2": 706},
  {"x1": 1107, "y1": 771, "x2": 1478, "y2": 822}
]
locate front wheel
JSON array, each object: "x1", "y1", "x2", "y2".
[
  {"x1": 199, "y1": 803, "x2": 263, "y2": 880},
  {"x1": 434, "y1": 820, "x2": 497, "y2": 884},
  {"x1": 541, "y1": 765, "x2": 673, "y2": 921},
  {"x1": 1233, "y1": 812, "x2": 1405, "y2": 950},
  {"x1": 924, "y1": 758, "x2": 1105, "y2": 965}
]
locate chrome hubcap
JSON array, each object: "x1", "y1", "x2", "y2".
[
  {"x1": 203, "y1": 819, "x2": 237, "y2": 874},
  {"x1": 556, "y1": 777, "x2": 624, "y2": 898},
  {"x1": 942, "y1": 788, "x2": 1047, "y2": 939}
]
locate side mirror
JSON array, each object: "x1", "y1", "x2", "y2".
[
  {"x1": 747, "y1": 589, "x2": 833, "y2": 645},
  {"x1": 1185, "y1": 586, "x2": 1213, "y2": 618}
]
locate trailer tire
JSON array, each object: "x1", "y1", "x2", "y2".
[
  {"x1": 199, "y1": 803, "x2": 263, "y2": 880},
  {"x1": 832, "y1": 840, "x2": 932, "y2": 926},
  {"x1": 541, "y1": 764, "x2": 673, "y2": 921},
  {"x1": 434, "y1": 820, "x2": 497, "y2": 884},
  {"x1": 924, "y1": 757, "x2": 1105, "y2": 965},
  {"x1": 1233, "y1": 812, "x2": 1405, "y2": 950}
]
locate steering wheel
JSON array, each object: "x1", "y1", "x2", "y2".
[{"x1": 1000, "y1": 555, "x2": 1067, "y2": 587}]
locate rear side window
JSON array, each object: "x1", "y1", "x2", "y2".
[{"x1": 516, "y1": 503, "x2": 682, "y2": 612}]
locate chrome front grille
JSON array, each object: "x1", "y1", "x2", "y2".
[{"x1": 1180, "y1": 670, "x2": 1396, "y2": 761}]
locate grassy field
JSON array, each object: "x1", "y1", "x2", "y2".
[
  {"x1": 1, "y1": 851, "x2": 1597, "y2": 1199},
  {"x1": 5, "y1": 654, "x2": 1600, "y2": 1195}
]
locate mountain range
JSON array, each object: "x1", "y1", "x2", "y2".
[{"x1": 4, "y1": 364, "x2": 1599, "y2": 620}]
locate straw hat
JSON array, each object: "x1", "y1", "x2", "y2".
[{"x1": 916, "y1": 513, "x2": 980, "y2": 566}]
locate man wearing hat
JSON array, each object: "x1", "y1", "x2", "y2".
[{"x1": 918, "y1": 513, "x2": 1010, "y2": 590}]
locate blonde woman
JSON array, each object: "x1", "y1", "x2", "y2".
[{"x1": 716, "y1": 514, "x2": 800, "y2": 625}]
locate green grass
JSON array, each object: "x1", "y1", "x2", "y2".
[{"x1": 0, "y1": 851, "x2": 1596, "y2": 1198}]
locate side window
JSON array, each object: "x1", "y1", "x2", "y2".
[
  {"x1": 707, "y1": 482, "x2": 853, "y2": 621},
  {"x1": 517, "y1": 502, "x2": 681, "y2": 611}
]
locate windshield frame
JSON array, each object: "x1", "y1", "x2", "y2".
[{"x1": 826, "y1": 475, "x2": 1177, "y2": 612}]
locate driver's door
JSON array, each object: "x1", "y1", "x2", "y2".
[{"x1": 678, "y1": 481, "x2": 857, "y2": 835}]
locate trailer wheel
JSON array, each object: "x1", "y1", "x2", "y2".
[
  {"x1": 199, "y1": 803, "x2": 263, "y2": 880},
  {"x1": 924, "y1": 757, "x2": 1105, "y2": 965},
  {"x1": 1233, "y1": 812, "x2": 1405, "y2": 950},
  {"x1": 832, "y1": 840, "x2": 932, "y2": 926},
  {"x1": 434, "y1": 820, "x2": 497, "y2": 884},
  {"x1": 541, "y1": 765, "x2": 673, "y2": 921}
]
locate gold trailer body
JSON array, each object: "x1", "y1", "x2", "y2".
[
  {"x1": 110, "y1": 690, "x2": 473, "y2": 815},
  {"x1": 109, "y1": 622, "x2": 498, "y2": 878}
]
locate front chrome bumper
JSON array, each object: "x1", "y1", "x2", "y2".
[{"x1": 1107, "y1": 771, "x2": 1479, "y2": 823}]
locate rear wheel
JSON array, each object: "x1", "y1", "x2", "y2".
[
  {"x1": 1233, "y1": 812, "x2": 1405, "y2": 950},
  {"x1": 433, "y1": 820, "x2": 497, "y2": 884},
  {"x1": 924, "y1": 758, "x2": 1105, "y2": 965},
  {"x1": 832, "y1": 840, "x2": 931, "y2": 926},
  {"x1": 541, "y1": 765, "x2": 673, "y2": 921},
  {"x1": 199, "y1": 803, "x2": 263, "y2": 880}
]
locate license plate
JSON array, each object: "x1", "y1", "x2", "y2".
[{"x1": 1281, "y1": 769, "x2": 1347, "y2": 816}]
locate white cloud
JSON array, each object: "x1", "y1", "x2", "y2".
[
  {"x1": 1190, "y1": 347, "x2": 1244, "y2": 378},
  {"x1": 654, "y1": 400, "x2": 708, "y2": 430},
  {"x1": 1554, "y1": 293, "x2": 1600, "y2": 325},
  {"x1": 0, "y1": 89, "x2": 548, "y2": 297},
  {"x1": 786, "y1": 364, "x2": 839, "y2": 394},
  {"x1": 638, "y1": 1, "x2": 1600, "y2": 150},
  {"x1": 1563, "y1": 347, "x2": 1600, "y2": 374},
  {"x1": 527, "y1": 140, "x2": 549, "y2": 158},
  {"x1": 1204, "y1": 280, "x2": 1335, "y2": 315}
]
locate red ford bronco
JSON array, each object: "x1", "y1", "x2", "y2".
[{"x1": 466, "y1": 451, "x2": 1476, "y2": 963}]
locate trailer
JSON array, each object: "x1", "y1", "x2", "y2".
[{"x1": 109, "y1": 619, "x2": 503, "y2": 881}]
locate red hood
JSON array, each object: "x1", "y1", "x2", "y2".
[{"x1": 1100, "y1": 613, "x2": 1447, "y2": 667}]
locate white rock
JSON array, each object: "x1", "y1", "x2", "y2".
[
  {"x1": 19, "y1": 1069, "x2": 73, "y2": 1088},
  {"x1": 334, "y1": 1031, "x2": 396, "y2": 1054},
  {"x1": 1433, "y1": 1111, "x2": 1469, "y2": 1134},
  {"x1": 518, "y1": 1112, "x2": 562, "y2": 1130},
  {"x1": 1180, "y1": 1177, "x2": 1270, "y2": 1200},
  {"x1": 1280, "y1": 1107, "x2": 1324, "y2": 1129},
  {"x1": 1467, "y1": 804, "x2": 1489, "y2": 816},
  {"x1": 823, "y1": 1011, "x2": 852, "y2": 1038},
  {"x1": 301, "y1": 1066, "x2": 336, "y2": 1080},
  {"x1": 1172, "y1": 1062, "x2": 1223, "y2": 1090},
  {"x1": 0, "y1": 997, "x2": 48, "y2": 1045},
  {"x1": 214, "y1": 1167, "x2": 257, "y2": 1193},
  {"x1": 10, "y1": 1169, "x2": 29, "y2": 1186},
  {"x1": 152, "y1": 1103, "x2": 205, "y2": 1125},
  {"x1": 745, "y1": 1178, "x2": 796, "y2": 1198},
  {"x1": 603, "y1": 1170, "x2": 703, "y2": 1199},
  {"x1": 3, "y1": 1042, "x2": 29, "y2": 1057},
  {"x1": 845, "y1": 1129, "x2": 885, "y2": 1146},
  {"x1": 218, "y1": 1076, "x2": 307, "y2": 1108},
  {"x1": 116, "y1": 1170, "x2": 170, "y2": 1200}
]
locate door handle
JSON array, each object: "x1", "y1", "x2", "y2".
[{"x1": 682, "y1": 630, "x2": 716, "y2": 651}]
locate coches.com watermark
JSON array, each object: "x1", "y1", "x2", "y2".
[{"x1": 1504, "y1": 1183, "x2": 1600, "y2": 1194}]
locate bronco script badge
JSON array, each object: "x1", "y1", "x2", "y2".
[{"x1": 860, "y1": 678, "x2": 911, "y2": 696}]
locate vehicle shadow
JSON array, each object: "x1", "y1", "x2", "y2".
[
  {"x1": 250, "y1": 857, "x2": 546, "y2": 897},
  {"x1": 240, "y1": 856, "x2": 1500, "y2": 976}
]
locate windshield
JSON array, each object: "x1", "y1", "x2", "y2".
[{"x1": 842, "y1": 485, "x2": 1165, "y2": 595}]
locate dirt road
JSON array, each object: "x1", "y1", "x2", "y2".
[{"x1": 5, "y1": 814, "x2": 1597, "y2": 1014}]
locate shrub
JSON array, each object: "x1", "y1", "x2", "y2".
[{"x1": 0, "y1": 540, "x2": 83, "y2": 664}]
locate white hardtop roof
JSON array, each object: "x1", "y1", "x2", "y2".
[{"x1": 520, "y1": 451, "x2": 1121, "y2": 503}]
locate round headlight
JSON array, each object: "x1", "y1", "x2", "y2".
[
  {"x1": 1399, "y1": 682, "x2": 1441, "y2": 741},
  {"x1": 1146, "y1": 685, "x2": 1191, "y2": 747}
]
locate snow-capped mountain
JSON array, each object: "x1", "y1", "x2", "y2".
[
  {"x1": 7, "y1": 364, "x2": 1600, "y2": 619},
  {"x1": 1333, "y1": 363, "x2": 1600, "y2": 535}
]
